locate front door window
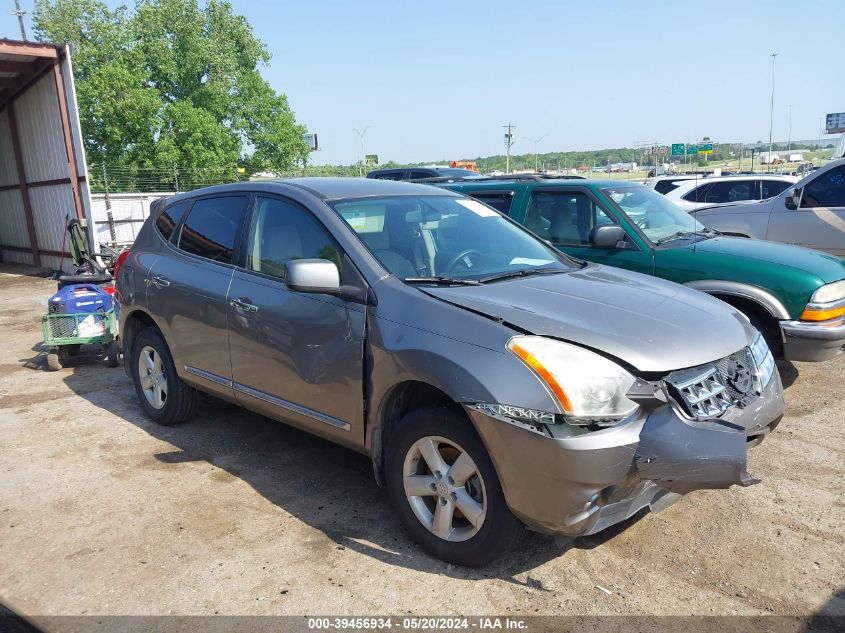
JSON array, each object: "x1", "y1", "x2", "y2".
[{"x1": 525, "y1": 191, "x2": 614, "y2": 246}]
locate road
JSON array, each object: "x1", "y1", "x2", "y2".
[{"x1": 0, "y1": 265, "x2": 842, "y2": 631}]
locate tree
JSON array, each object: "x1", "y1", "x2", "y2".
[{"x1": 34, "y1": 0, "x2": 309, "y2": 190}]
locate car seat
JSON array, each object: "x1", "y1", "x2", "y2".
[
  {"x1": 524, "y1": 202, "x2": 551, "y2": 238},
  {"x1": 549, "y1": 199, "x2": 583, "y2": 244},
  {"x1": 359, "y1": 230, "x2": 417, "y2": 278}
]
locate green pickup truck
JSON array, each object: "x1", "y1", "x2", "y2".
[{"x1": 440, "y1": 178, "x2": 845, "y2": 362}]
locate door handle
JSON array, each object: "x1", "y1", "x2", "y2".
[
  {"x1": 229, "y1": 297, "x2": 259, "y2": 314},
  {"x1": 150, "y1": 275, "x2": 170, "y2": 288}
]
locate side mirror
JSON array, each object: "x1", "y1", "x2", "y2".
[
  {"x1": 589, "y1": 224, "x2": 626, "y2": 248},
  {"x1": 285, "y1": 259, "x2": 341, "y2": 294},
  {"x1": 784, "y1": 187, "x2": 803, "y2": 210}
]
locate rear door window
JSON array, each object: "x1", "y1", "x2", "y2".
[
  {"x1": 760, "y1": 179, "x2": 792, "y2": 199},
  {"x1": 688, "y1": 180, "x2": 754, "y2": 204},
  {"x1": 177, "y1": 196, "x2": 248, "y2": 264}
]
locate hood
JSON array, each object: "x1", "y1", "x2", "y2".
[
  {"x1": 676, "y1": 236, "x2": 845, "y2": 283},
  {"x1": 422, "y1": 265, "x2": 753, "y2": 373}
]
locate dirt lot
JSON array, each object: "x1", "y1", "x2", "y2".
[{"x1": 0, "y1": 265, "x2": 842, "y2": 630}]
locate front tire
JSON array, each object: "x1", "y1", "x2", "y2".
[
  {"x1": 130, "y1": 327, "x2": 196, "y2": 425},
  {"x1": 385, "y1": 406, "x2": 522, "y2": 566}
]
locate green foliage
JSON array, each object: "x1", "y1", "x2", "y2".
[{"x1": 34, "y1": 0, "x2": 309, "y2": 189}]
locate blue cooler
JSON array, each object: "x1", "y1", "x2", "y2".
[{"x1": 47, "y1": 284, "x2": 113, "y2": 315}]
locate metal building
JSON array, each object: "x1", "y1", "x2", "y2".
[{"x1": 0, "y1": 38, "x2": 94, "y2": 271}]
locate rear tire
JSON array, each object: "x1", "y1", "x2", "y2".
[
  {"x1": 130, "y1": 327, "x2": 196, "y2": 425},
  {"x1": 385, "y1": 406, "x2": 522, "y2": 566},
  {"x1": 106, "y1": 340, "x2": 120, "y2": 367},
  {"x1": 46, "y1": 352, "x2": 61, "y2": 372}
]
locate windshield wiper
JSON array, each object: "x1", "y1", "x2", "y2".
[
  {"x1": 403, "y1": 276, "x2": 482, "y2": 286},
  {"x1": 656, "y1": 230, "x2": 716, "y2": 244},
  {"x1": 480, "y1": 267, "x2": 564, "y2": 283}
]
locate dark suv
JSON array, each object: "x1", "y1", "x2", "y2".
[{"x1": 367, "y1": 167, "x2": 479, "y2": 181}]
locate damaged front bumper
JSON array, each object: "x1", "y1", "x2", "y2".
[{"x1": 465, "y1": 369, "x2": 784, "y2": 537}]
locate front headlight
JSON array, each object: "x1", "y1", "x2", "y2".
[
  {"x1": 810, "y1": 280, "x2": 845, "y2": 304},
  {"x1": 507, "y1": 336, "x2": 639, "y2": 425},
  {"x1": 801, "y1": 280, "x2": 845, "y2": 321}
]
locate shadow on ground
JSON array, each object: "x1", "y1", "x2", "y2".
[
  {"x1": 51, "y1": 357, "x2": 648, "y2": 583},
  {"x1": 805, "y1": 586, "x2": 845, "y2": 633},
  {"x1": 776, "y1": 360, "x2": 799, "y2": 390}
]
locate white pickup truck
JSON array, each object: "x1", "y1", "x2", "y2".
[{"x1": 692, "y1": 158, "x2": 845, "y2": 257}]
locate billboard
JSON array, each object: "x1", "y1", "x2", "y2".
[{"x1": 825, "y1": 112, "x2": 845, "y2": 134}]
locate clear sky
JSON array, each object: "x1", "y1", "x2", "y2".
[{"x1": 3, "y1": 0, "x2": 843, "y2": 165}]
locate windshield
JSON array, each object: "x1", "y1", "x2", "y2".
[
  {"x1": 602, "y1": 186, "x2": 707, "y2": 244},
  {"x1": 331, "y1": 195, "x2": 573, "y2": 281}
]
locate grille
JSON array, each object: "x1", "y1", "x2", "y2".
[{"x1": 667, "y1": 347, "x2": 761, "y2": 419}]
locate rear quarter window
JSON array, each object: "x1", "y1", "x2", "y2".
[
  {"x1": 155, "y1": 201, "x2": 192, "y2": 241},
  {"x1": 467, "y1": 192, "x2": 514, "y2": 214},
  {"x1": 655, "y1": 180, "x2": 683, "y2": 195}
]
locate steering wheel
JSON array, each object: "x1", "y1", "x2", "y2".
[
  {"x1": 632, "y1": 214, "x2": 650, "y2": 229},
  {"x1": 443, "y1": 249, "x2": 482, "y2": 274}
]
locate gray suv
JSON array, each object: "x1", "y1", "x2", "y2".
[{"x1": 117, "y1": 178, "x2": 784, "y2": 566}]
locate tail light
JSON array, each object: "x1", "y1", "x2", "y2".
[{"x1": 113, "y1": 249, "x2": 131, "y2": 282}]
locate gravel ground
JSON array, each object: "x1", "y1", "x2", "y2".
[{"x1": 0, "y1": 265, "x2": 842, "y2": 631}]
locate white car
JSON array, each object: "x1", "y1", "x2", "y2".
[
  {"x1": 692, "y1": 159, "x2": 845, "y2": 256},
  {"x1": 663, "y1": 174, "x2": 797, "y2": 212}
]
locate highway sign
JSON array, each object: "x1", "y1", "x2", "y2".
[
  {"x1": 303, "y1": 133, "x2": 319, "y2": 151},
  {"x1": 365, "y1": 154, "x2": 379, "y2": 166},
  {"x1": 699, "y1": 143, "x2": 714, "y2": 154},
  {"x1": 671, "y1": 144, "x2": 684, "y2": 156},
  {"x1": 826, "y1": 112, "x2": 845, "y2": 134},
  {"x1": 686, "y1": 145, "x2": 698, "y2": 155}
]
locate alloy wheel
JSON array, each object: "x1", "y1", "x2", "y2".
[
  {"x1": 402, "y1": 435, "x2": 487, "y2": 542},
  {"x1": 138, "y1": 345, "x2": 167, "y2": 409}
]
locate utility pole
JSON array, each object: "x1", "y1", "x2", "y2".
[
  {"x1": 767, "y1": 52, "x2": 778, "y2": 173},
  {"x1": 12, "y1": 0, "x2": 27, "y2": 40},
  {"x1": 102, "y1": 164, "x2": 116, "y2": 243},
  {"x1": 523, "y1": 134, "x2": 548, "y2": 173},
  {"x1": 787, "y1": 104, "x2": 793, "y2": 155},
  {"x1": 503, "y1": 124, "x2": 515, "y2": 174},
  {"x1": 353, "y1": 126, "x2": 369, "y2": 177}
]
